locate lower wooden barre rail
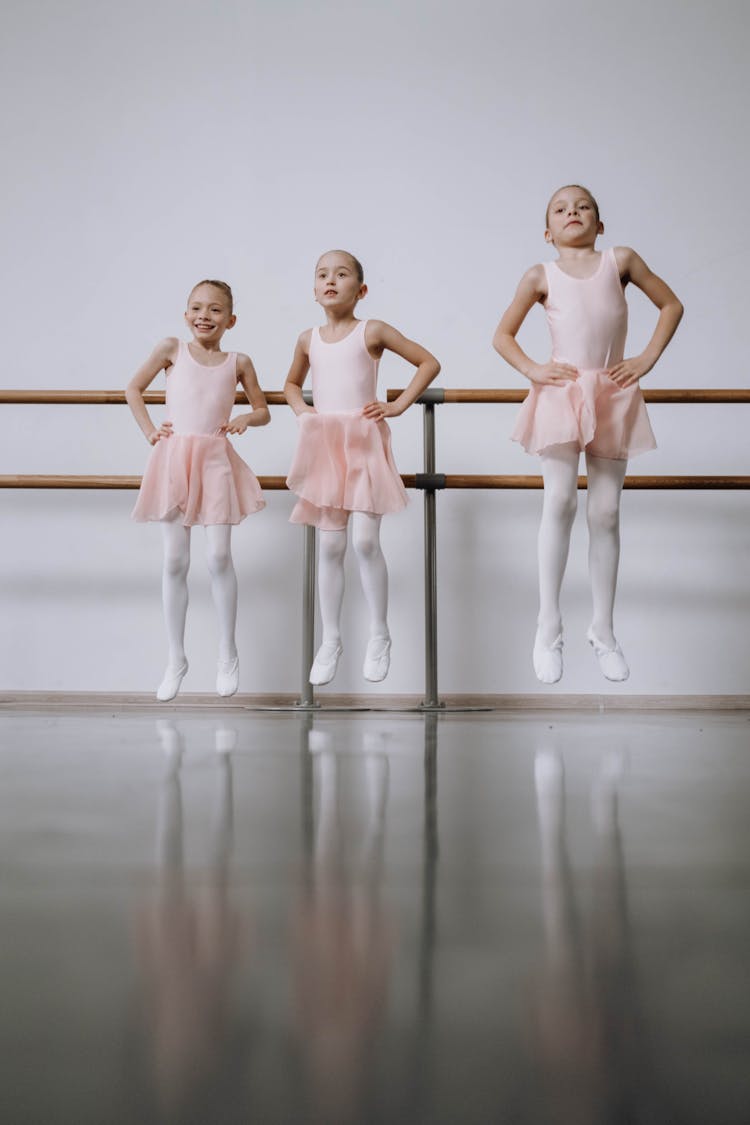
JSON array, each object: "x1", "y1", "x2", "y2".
[
  {"x1": 0, "y1": 475, "x2": 290, "y2": 489},
  {"x1": 401, "y1": 474, "x2": 750, "y2": 490},
  {"x1": 3, "y1": 474, "x2": 750, "y2": 490}
]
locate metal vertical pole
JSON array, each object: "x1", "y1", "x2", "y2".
[
  {"x1": 298, "y1": 524, "x2": 317, "y2": 708},
  {"x1": 422, "y1": 401, "x2": 439, "y2": 708}
]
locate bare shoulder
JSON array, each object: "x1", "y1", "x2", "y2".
[
  {"x1": 158, "y1": 336, "x2": 180, "y2": 365},
  {"x1": 298, "y1": 327, "x2": 313, "y2": 354},
  {"x1": 520, "y1": 263, "x2": 547, "y2": 300},
  {"x1": 364, "y1": 319, "x2": 403, "y2": 357},
  {"x1": 613, "y1": 246, "x2": 643, "y2": 280},
  {"x1": 364, "y1": 318, "x2": 390, "y2": 342}
]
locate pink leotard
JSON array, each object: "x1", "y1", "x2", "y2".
[
  {"x1": 132, "y1": 341, "x2": 264, "y2": 526},
  {"x1": 286, "y1": 320, "x2": 408, "y2": 530},
  {"x1": 511, "y1": 248, "x2": 656, "y2": 459}
]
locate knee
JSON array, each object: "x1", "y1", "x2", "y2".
[
  {"x1": 163, "y1": 552, "x2": 189, "y2": 580},
  {"x1": 587, "y1": 497, "x2": 620, "y2": 535},
  {"x1": 352, "y1": 526, "x2": 382, "y2": 562},
  {"x1": 206, "y1": 544, "x2": 233, "y2": 577},
  {"x1": 543, "y1": 488, "x2": 578, "y2": 528},
  {"x1": 319, "y1": 535, "x2": 347, "y2": 568}
]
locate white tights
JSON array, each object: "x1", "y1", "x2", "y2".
[
  {"x1": 161, "y1": 516, "x2": 238, "y2": 666},
  {"x1": 537, "y1": 443, "x2": 627, "y2": 649},
  {"x1": 317, "y1": 513, "x2": 389, "y2": 647}
]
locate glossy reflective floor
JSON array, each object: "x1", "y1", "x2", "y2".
[{"x1": 1, "y1": 709, "x2": 749, "y2": 1124}]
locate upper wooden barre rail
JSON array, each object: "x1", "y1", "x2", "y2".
[
  {"x1": 392, "y1": 389, "x2": 750, "y2": 404},
  {"x1": 2, "y1": 389, "x2": 750, "y2": 405},
  {"x1": 0, "y1": 390, "x2": 290, "y2": 405}
]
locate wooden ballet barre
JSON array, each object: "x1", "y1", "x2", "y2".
[
  {"x1": 3, "y1": 388, "x2": 750, "y2": 406},
  {"x1": 401, "y1": 474, "x2": 750, "y2": 490},
  {"x1": 0, "y1": 475, "x2": 290, "y2": 490},
  {"x1": 3, "y1": 474, "x2": 749, "y2": 491},
  {"x1": 386, "y1": 388, "x2": 750, "y2": 405},
  {"x1": 0, "y1": 390, "x2": 290, "y2": 406}
]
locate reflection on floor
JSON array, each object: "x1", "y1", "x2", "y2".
[{"x1": 0, "y1": 709, "x2": 749, "y2": 1124}]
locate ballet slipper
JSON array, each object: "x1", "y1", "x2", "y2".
[
  {"x1": 216, "y1": 657, "x2": 239, "y2": 698},
  {"x1": 309, "y1": 641, "x2": 343, "y2": 686},
  {"x1": 533, "y1": 630, "x2": 563, "y2": 684},
  {"x1": 363, "y1": 635, "x2": 391, "y2": 682},
  {"x1": 156, "y1": 661, "x2": 188, "y2": 702},
  {"x1": 587, "y1": 627, "x2": 629, "y2": 682}
]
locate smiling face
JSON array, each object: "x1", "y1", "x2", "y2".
[
  {"x1": 314, "y1": 250, "x2": 367, "y2": 312},
  {"x1": 184, "y1": 283, "x2": 236, "y2": 346},
  {"x1": 545, "y1": 186, "x2": 603, "y2": 248}
]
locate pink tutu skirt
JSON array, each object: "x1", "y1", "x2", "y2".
[
  {"x1": 132, "y1": 433, "x2": 265, "y2": 526},
  {"x1": 286, "y1": 412, "x2": 408, "y2": 531},
  {"x1": 511, "y1": 368, "x2": 656, "y2": 460}
]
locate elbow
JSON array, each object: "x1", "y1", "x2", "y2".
[{"x1": 492, "y1": 330, "x2": 508, "y2": 358}]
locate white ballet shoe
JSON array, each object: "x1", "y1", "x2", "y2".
[
  {"x1": 156, "y1": 661, "x2": 188, "y2": 702},
  {"x1": 533, "y1": 631, "x2": 563, "y2": 684},
  {"x1": 216, "y1": 657, "x2": 239, "y2": 697},
  {"x1": 587, "y1": 627, "x2": 629, "y2": 682},
  {"x1": 363, "y1": 635, "x2": 391, "y2": 682},
  {"x1": 309, "y1": 642, "x2": 343, "y2": 686}
]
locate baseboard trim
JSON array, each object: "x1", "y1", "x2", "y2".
[{"x1": 1, "y1": 691, "x2": 749, "y2": 713}]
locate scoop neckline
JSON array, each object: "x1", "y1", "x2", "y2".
[
  {"x1": 317, "y1": 320, "x2": 365, "y2": 345},
  {"x1": 184, "y1": 341, "x2": 232, "y2": 368},
  {"x1": 550, "y1": 250, "x2": 607, "y2": 281}
]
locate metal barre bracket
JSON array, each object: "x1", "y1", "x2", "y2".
[
  {"x1": 414, "y1": 473, "x2": 447, "y2": 491},
  {"x1": 416, "y1": 388, "x2": 446, "y2": 405}
]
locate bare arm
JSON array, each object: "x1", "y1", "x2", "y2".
[
  {"x1": 608, "y1": 247, "x2": 684, "y2": 387},
  {"x1": 361, "y1": 320, "x2": 440, "y2": 420},
  {"x1": 283, "y1": 331, "x2": 315, "y2": 416},
  {"x1": 125, "y1": 338, "x2": 178, "y2": 444},
  {"x1": 223, "y1": 353, "x2": 271, "y2": 434},
  {"x1": 492, "y1": 265, "x2": 577, "y2": 386}
]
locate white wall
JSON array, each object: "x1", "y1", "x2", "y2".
[{"x1": 1, "y1": 0, "x2": 748, "y2": 696}]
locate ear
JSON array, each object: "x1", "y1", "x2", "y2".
[
  {"x1": 357, "y1": 283, "x2": 368, "y2": 300},
  {"x1": 228, "y1": 314, "x2": 237, "y2": 330},
  {"x1": 597, "y1": 221, "x2": 604, "y2": 236},
  {"x1": 544, "y1": 229, "x2": 553, "y2": 244}
]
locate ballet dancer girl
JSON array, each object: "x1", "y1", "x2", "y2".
[
  {"x1": 127, "y1": 280, "x2": 270, "y2": 701},
  {"x1": 284, "y1": 250, "x2": 440, "y2": 686},
  {"x1": 493, "y1": 186, "x2": 683, "y2": 683}
]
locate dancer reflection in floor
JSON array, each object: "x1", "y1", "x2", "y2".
[
  {"x1": 135, "y1": 722, "x2": 244, "y2": 1120},
  {"x1": 293, "y1": 729, "x2": 394, "y2": 1123},
  {"x1": 528, "y1": 743, "x2": 667, "y2": 1122}
]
